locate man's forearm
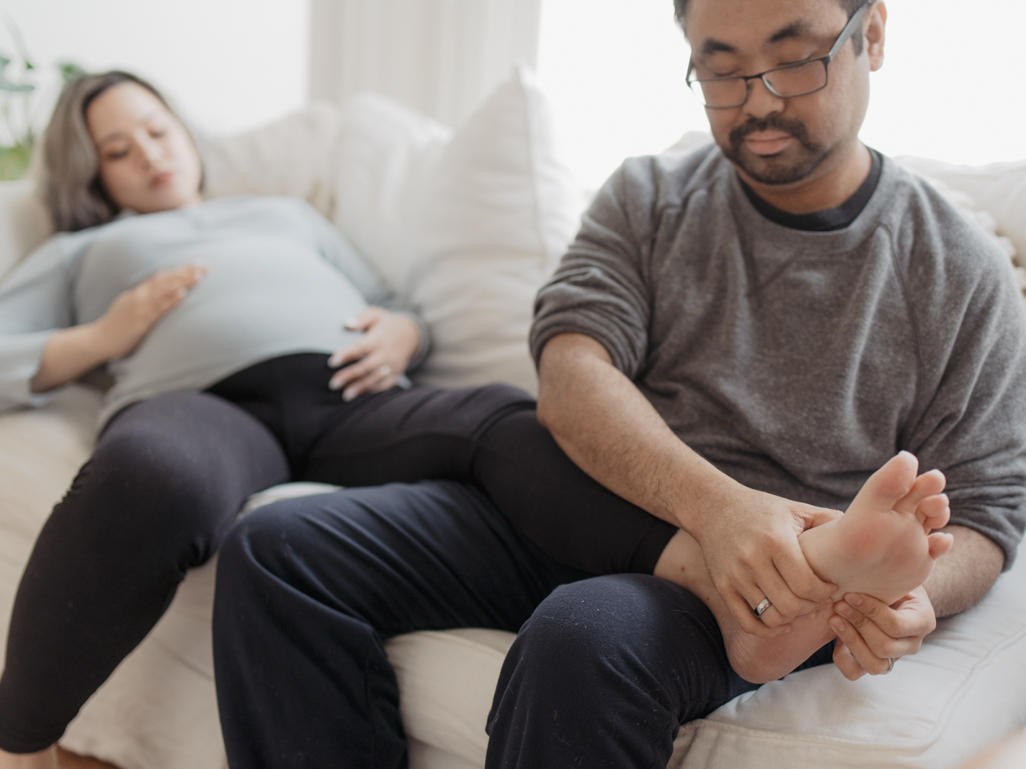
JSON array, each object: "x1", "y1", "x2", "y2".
[
  {"x1": 536, "y1": 333, "x2": 736, "y2": 533},
  {"x1": 536, "y1": 333, "x2": 840, "y2": 628},
  {"x1": 923, "y1": 525, "x2": 1005, "y2": 618}
]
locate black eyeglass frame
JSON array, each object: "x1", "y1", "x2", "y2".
[{"x1": 685, "y1": 2, "x2": 870, "y2": 110}]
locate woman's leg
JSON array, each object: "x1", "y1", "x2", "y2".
[
  {"x1": 0, "y1": 392, "x2": 289, "y2": 756},
  {"x1": 301, "y1": 384, "x2": 677, "y2": 576},
  {"x1": 213, "y1": 480, "x2": 584, "y2": 769}
]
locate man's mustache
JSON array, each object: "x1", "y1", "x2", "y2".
[{"x1": 729, "y1": 117, "x2": 816, "y2": 151}]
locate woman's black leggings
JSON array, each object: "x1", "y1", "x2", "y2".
[{"x1": 0, "y1": 353, "x2": 674, "y2": 752}]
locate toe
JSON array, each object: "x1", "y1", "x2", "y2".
[
  {"x1": 852, "y1": 452, "x2": 918, "y2": 512},
  {"x1": 915, "y1": 493, "x2": 950, "y2": 531},
  {"x1": 927, "y1": 531, "x2": 955, "y2": 560},
  {"x1": 895, "y1": 469, "x2": 947, "y2": 515}
]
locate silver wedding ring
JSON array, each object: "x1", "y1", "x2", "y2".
[
  {"x1": 753, "y1": 597, "x2": 772, "y2": 617},
  {"x1": 885, "y1": 657, "x2": 896, "y2": 673}
]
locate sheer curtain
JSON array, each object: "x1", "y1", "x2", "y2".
[{"x1": 308, "y1": 0, "x2": 542, "y2": 127}]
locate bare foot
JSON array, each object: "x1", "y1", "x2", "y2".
[
  {"x1": 800, "y1": 451, "x2": 953, "y2": 604},
  {"x1": 0, "y1": 746, "x2": 58, "y2": 769},
  {"x1": 654, "y1": 452, "x2": 953, "y2": 684},
  {"x1": 656, "y1": 529, "x2": 838, "y2": 683}
]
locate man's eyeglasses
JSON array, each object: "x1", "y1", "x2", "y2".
[{"x1": 685, "y1": 2, "x2": 870, "y2": 110}]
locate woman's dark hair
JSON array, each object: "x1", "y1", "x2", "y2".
[{"x1": 41, "y1": 70, "x2": 202, "y2": 232}]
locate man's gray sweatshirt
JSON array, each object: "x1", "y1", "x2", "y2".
[{"x1": 531, "y1": 145, "x2": 1026, "y2": 567}]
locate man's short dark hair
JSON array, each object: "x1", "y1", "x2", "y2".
[{"x1": 674, "y1": 0, "x2": 869, "y2": 55}]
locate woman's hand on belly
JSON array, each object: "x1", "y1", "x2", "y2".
[
  {"x1": 96, "y1": 264, "x2": 207, "y2": 360},
  {"x1": 327, "y1": 307, "x2": 421, "y2": 400}
]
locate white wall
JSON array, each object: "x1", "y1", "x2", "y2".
[
  {"x1": 537, "y1": 0, "x2": 1026, "y2": 188},
  {"x1": 0, "y1": 0, "x2": 308, "y2": 140},
  {"x1": 537, "y1": 0, "x2": 700, "y2": 188},
  {"x1": 861, "y1": 0, "x2": 1026, "y2": 164}
]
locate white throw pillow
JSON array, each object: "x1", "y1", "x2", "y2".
[
  {"x1": 331, "y1": 67, "x2": 583, "y2": 394},
  {"x1": 199, "y1": 101, "x2": 345, "y2": 218}
]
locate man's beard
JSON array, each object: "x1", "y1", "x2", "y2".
[{"x1": 722, "y1": 116, "x2": 830, "y2": 185}]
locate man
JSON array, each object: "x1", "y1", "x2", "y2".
[{"x1": 211, "y1": 1, "x2": 1026, "y2": 767}]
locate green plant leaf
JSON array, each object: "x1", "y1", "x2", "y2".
[
  {"x1": 0, "y1": 56, "x2": 34, "y2": 92},
  {"x1": 0, "y1": 142, "x2": 32, "y2": 181},
  {"x1": 58, "y1": 61, "x2": 85, "y2": 83}
]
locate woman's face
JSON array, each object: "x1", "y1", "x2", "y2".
[{"x1": 86, "y1": 81, "x2": 202, "y2": 214}]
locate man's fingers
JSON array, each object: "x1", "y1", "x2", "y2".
[
  {"x1": 773, "y1": 543, "x2": 837, "y2": 604},
  {"x1": 831, "y1": 591, "x2": 935, "y2": 674},
  {"x1": 829, "y1": 615, "x2": 892, "y2": 676},
  {"x1": 841, "y1": 593, "x2": 934, "y2": 639},
  {"x1": 836, "y1": 594, "x2": 933, "y2": 656},
  {"x1": 722, "y1": 586, "x2": 783, "y2": 638},
  {"x1": 722, "y1": 582, "x2": 792, "y2": 639},
  {"x1": 833, "y1": 603, "x2": 907, "y2": 660},
  {"x1": 753, "y1": 561, "x2": 822, "y2": 622},
  {"x1": 803, "y1": 506, "x2": 844, "y2": 528},
  {"x1": 832, "y1": 640, "x2": 866, "y2": 681}
]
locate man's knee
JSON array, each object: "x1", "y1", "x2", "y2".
[
  {"x1": 502, "y1": 576, "x2": 668, "y2": 682},
  {"x1": 219, "y1": 500, "x2": 313, "y2": 581},
  {"x1": 499, "y1": 575, "x2": 724, "y2": 696},
  {"x1": 488, "y1": 576, "x2": 694, "y2": 767}
]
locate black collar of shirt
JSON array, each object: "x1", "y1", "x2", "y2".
[{"x1": 738, "y1": 148, "x2": 883, "y2": 232}]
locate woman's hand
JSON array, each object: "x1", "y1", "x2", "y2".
[
  {"x1": 95, "y1": 264, "x2": 207, "y2": 360},
  {"x1": 30, "y1": 264, "x2": 206, "y2": 394},
  {"x1": 328, "y1": 307, "x2": 421, "y2": 400}
]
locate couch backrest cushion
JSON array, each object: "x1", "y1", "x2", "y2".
[
  {"x1": 0, "y1": 180, "x2": 53, "y2": 280},
  {"x1": 895, "y1": 156, "x2": 1026, "y2": 263}
]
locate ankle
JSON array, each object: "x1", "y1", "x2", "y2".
[{"x1": 0, "y1": 744, "x2": 58, "y2": 769}]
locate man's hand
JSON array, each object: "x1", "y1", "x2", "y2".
[
  {"x1": 696, "y1": 484, "x2": 841, "y2": 635},
  {"x1": 328, "y1": 307, "x2": 421, "y2": 400},
  {"x1": 828, "y1": 586, "x2": 937, "y2": 680}
]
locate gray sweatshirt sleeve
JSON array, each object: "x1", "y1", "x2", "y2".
[
  {"x1": 300, "y1": 201, "x2": 431, "y2": 370},
  {"x1": 530, "y1": 161, "x2": 652, "y2": 377},
  {"x1": 0, "y1": 237, "x2": 75, "y2": 409},
  {"x1": 901, "y1": 212, "x2": 1026, "y2": 567}
]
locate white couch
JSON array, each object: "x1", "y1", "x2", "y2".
[{"x1": 2, "y1": 67, "x2": 1026, "y2": 769}]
